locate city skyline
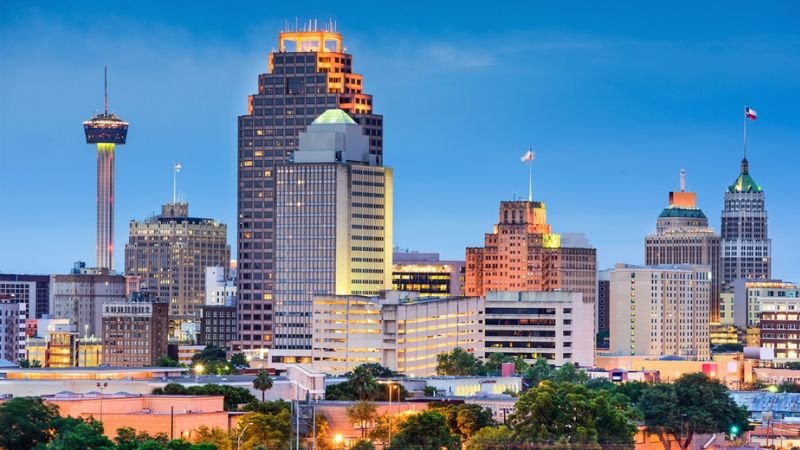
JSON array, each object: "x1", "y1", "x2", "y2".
[{"x1": 1, "y1": 2, "x2": 799, "y2": 280}]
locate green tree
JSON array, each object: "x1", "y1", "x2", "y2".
[
  {"x1": 357, "y1": 363, "x2": 398, "y2": 378},
  {"x1": 551, "y1": 362, "x2": 589, "y2": 384},
  {"x1": 712, "y1": 343, "x2": 744, "y2": 353},
  {"x1": 616, "y1": 380, "x2": 648, "y2": 404},
  {"x1": 387, "y1": 411, "x2": 460, "y2": 450},
  {"x1": 436, "y1": 347, "x2": 483, "y2": 376},
  {"x1": 230, "y1": 353, "x2": 249, "y2": 369},
  {"x1": 193, "y1": 425, "x2": 232, "y2": 450},
  {"x1": 239, "y1": 409, "x2": 291, "y2": 450},
  {"x1": 784, "y1": 362, "x2": 800, "y2": 370},
  {"x1": 157, "y1": 356, "x2": 181, "y2": 367},
  {"x1": 0, "y1": 397, "x2": 62, "y2": 450},
  {"x1": 243, "y1": 399, "x2": 290, "y2": 415},
  {"x1": 152, "y1": 383, "x2": 256, "y2": 411},
  {"x1": 423, "y1": 386, "x2": 437, "y2": 396},
  {"x1": 509, "y1": 380, "x2": 636, "y2": 445},
  {"x1": 347, "y1": 401, "x2": 377, "y2": 438},
  {"x1": 482, "y1": 353, "x2": 527, "y2": 375},
  {"x1": 46, "y1": 417, "x2": 115, "y2": 450},
  {"x1": 432, "y1": 403, "x2": 496, "y2": 442},
  {"x1": 522, "y1": 358, "x2": 552, "y2": 388},
  {"x1": 252, "y1": 370, "x2": 274, "y2": 402},
  {"x1": 639, "y1": 373, "x2": 751, "y2": 450},
  {"x1": 369, "y1": 413, "x2": 405, "y2": 447},
  {"x1": 778, "y1": 381, "x2": 800, "y2": 393},
  {"x1": 348, "y1": 365, "x2": 381, "y2": 400},
  {"x1": 350, "y1": 440, "x2": 376, "y2": 450},
  {"x1": 114, "y1": 427, "x2": 169, "y2": 450},
  {"x1": 465, "y1": 426, "x2": 516, "y2": 450}
]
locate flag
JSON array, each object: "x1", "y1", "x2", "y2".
[
  {"x1": 175, "y1": 162, "x2": 182, "y2": 172},
  {"x1": 521, "y1": 150, "x2": 535, "y2": 162},
  {"x1": 745, "y1": 107, "x2": 757, "y2": 121}
]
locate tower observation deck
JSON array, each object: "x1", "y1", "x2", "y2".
[{"x1": 83, "y1": 67, "x2": 128, "y2": 270}]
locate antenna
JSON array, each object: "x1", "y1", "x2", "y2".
[
  {"x1": 680, "y1": 169, "x2": 686, "y2": 192},
  {"x1": 104, "y1": 65, "x2": 108, "y2": 114}
]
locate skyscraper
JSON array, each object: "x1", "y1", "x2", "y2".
[
  {"x1": 465, "y1": 200, "x2": 597, "y2": 308},
  {"x1": 125, "y1": 202, "x2": 230, "y2": 340},
  {"x1": 0, "y1": 274, "x2": 50, "y2": 319},
  {"x1": 83, "y1": 67, "x2": 128, "y2": 271},
  {"x1": 721, "y1": 157, "x2": 771, "y2": 292},
  {"x1": 645, "y1": 170, "x2": 721, "y2": 322},
  {"x1": 269, "y1": 109, "x2": 392, "y2": 365},
  {"x1": 235, "y1": 25, "x2": 382, "y2": 351}
]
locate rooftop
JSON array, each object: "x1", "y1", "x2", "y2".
[
  {"x1": 728, "y1": 159, "x2": 762, "y2": 193},
  {"x1": 658, "y1": 207, "x2": 707, "y2": 219},
  {"x1": 311, "y1": 108, "x2": 356, "y2": 125}
]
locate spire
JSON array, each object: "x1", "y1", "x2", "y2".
[
  {"x1": 741, "y1": 158, "x2": 749, "y2": 175},
  {"x1": 104, "y1": 66, "x2": 108, "y2": 114},
  {"x1": 679, "y1": 169, "x2": 686, "y2": 192}
]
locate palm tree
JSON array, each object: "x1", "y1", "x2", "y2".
[
  {"x1": 349, "y1": 365, "x2": 380, "y2": 401},
  {"x1": 253, "y1": 370, "x2": 273, "y2": 402}
]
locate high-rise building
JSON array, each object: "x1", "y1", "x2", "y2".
[
  {"x1": 645, "y1": 171, "x2": 721, "y2": 322},
  {"x1": 312, "y1": 291, "x2": 483, "y2": 376},
  {"x1": 465, "y1": 200, "x2": 597, "y2": 307},
  {"x1": 102, "y1": 293, "x2": 169, "y2": 367},
  {"x1": 83, "y1": 67, "x2": 128, "y2": 270},
  {"x1": 50, "y1": 263, "x2": 128, "y2": 338},
  {"x1": 392, "y1": 251, "x2": 465, "y2": 297},
  {"x1": 721, "y1": 158, "x2": 771, "y2": 292},
  {"x1": 484, "y1": 291, "x2": 594, "y2": 367},
  {"x1": 125, "y1": 202, "x2": 230, "y2": 340},
  {"x1": 609, "y1": 264, "x2": 711, "y2": 360},
  {"x1": 205, "y1": 266, "x2": 237, "y2": 307},
  {"x1": 732, "y1": 280, "x2": 799, "y2": 328},
  {"x1": 0, "y1": 274, "x2": 50, "y2": 319},
  {"x1": 268, "y1": 109, "x2": 392, "y2": 365},
  {"x1": 0, "y1": 296, "x2": 26, "y2": 363},
  {"x1": 597, "y1": 269, "x2": 611, "y2": 348},
  {"x1": 235, "y1": 26, "x2": 383, "y2": 351},
  {"x1": 757, "y1": 283, "x2": 800, "y2": 362},
  {"x1": 0, "y1": 279, "x2": 37, "y2": 321}
]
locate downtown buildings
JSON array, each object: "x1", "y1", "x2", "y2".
[
  {"x1": 125, "y1": 202, "x2": 230, "y2": 340},
  {"x1": 102, "y1": 293, "x2": 169, "y2": 367},
  {"x1": 392, "y1": 251, "x2": 465, "y2": 297},
  {"x1": 235, "y1": 27, "x2": 383, "y2": 351}
]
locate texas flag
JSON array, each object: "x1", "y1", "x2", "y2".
[
  {"x1": 521, "y1": 150, "x2": 535, "y2": 162},
  {"x1": 175, "y1": 162, "x2": 182, "y2": 172},
  {"x1": 745, "y1": 107, "x2": 757, "y2": 121}
]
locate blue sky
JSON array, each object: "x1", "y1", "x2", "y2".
[{"x1": 1, "y1": 1, "x2": 798, "y2": 280}]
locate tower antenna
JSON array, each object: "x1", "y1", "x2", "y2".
[
  {"x1": 680, "y1": 168, "x2": 686, "y2": 192},
  {"x1": 104, "y1": 65, "x2": 108, "y2": 114}
]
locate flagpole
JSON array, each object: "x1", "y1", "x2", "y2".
[
  {"x1": 528, "y1": 156, "x2": 532, "y2": 202},
  {"x1": 743, "y1": 106, "x2": 747, "y2": 160},
  {"x1": 173, "y1": 163, "x2": 177, "y2": 204}
]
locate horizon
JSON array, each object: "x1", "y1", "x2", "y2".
[{"x1": 1, "y1": 1, "x2": 798, "y2": 280}]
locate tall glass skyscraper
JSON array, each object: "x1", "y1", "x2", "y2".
[
  {"x1": 235, "y1": 26, "x2": 383, "y2": 351},
  {"x1": 721, "y1": 158, "x2": 771, "y2": 292}
]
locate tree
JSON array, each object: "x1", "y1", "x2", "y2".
[
  {"x1": 432, "y1": 403, "x2": 496, "y2": 442},
  {"x1": 387, "y1": 411, "x2": 460, "y2": 450},
  {"x1": 114, "y1": 427, "x2": 169, "y2": 450},
  {"x1": 784, "y1": 362, "x2": 800, "y2": 370},
  {"x1": 350, "y1": 440, "x2": 376, "y2": 450},
  {"x1": 348, "y1": 365, "x2": 381, "y2": 400},
  {"x1": 436, "y1": 347, "x2": 483, "y2": 376},
  {"x1": 192, "y1": 345, "x2": 231, "y2": 375},
  {"x1": 239, "y1": 409, "x2": 291, "y2": 450},
  {"x1": 0, "y1": 396, "x2": 62, "y2": 450},
  {"x1": 230, "y1": 353, "x2": 249, "y2": 369},
  {"x1": 551, "y1": 362, "x2": 589, "y2": 384},
  {"x1": 712, "y1": 343, "x2": 744, "y2": 353},
  {"x1": 46, "y1": 417, "x2": 115, "y2": 450},
  {"x1": 509, "y1": 380, "x2": 636, "y2": 445},
  {"x1": 369, "y1": 413, "x2": 405, "y2": 447},
  {"x1": 465, "y1": 426, "x2": 516, "y2": 450},
  {"x1": 778, "y1": 381, "x2": 800, "y2": 393},
  {"x1": 347, "y1": 401, "x2": 377, "y2": 438},
  {"x1": 193, "y1": 425, "x2": 232, "y2": 450},
  {"x1": 522, "y1": 358, "x2": 552, "y2": 388},
  {"x1": 639, "y1": 373, "x2": 751, "y2": 450},
  {"x1": 157, "y1": 356, "x2": 181, "y2": 367},
  {"x1": 357, "y1": 363, "x2": 398, "y2": 378},
  {"x1": 253, "y1": 370, "x2": 274, "y2": 402},
  {"x1": 152, "y1": 383, "x2": 256, "y2": 411},
  {"x1": 616, "y1": 380, "x2": 648, "y2": 404}
]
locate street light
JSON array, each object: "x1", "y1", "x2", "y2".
[
  {"x1": 237, "y1": 421, "x2": 253, "y2": 450},
  {"x1": 96, "y1": 382, "x2": 108, "y2": 423},
  {"x1": 333, "y1": 433, "x2": 344, "y2": 449},
  {"x1": 194, "y1": 363, "x2": 204, "y2": 381},
  {"x1": 388, "y1": 384, "x2": 398, "y2": 445}
]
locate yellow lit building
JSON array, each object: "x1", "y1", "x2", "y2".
[
  {"x1": 392, "y1": 251, "x2": 464, "y2": 298},
  {"x1": 76, "y1": 337, "x2": 102, "y2": 367}
]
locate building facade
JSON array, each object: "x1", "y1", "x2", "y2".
[
  {"x1": 645, "y1": 173, "x2": 721, "y2": 322},
  {"x1": 734, "y1": 280, "x2": 799, "y2": 329},
  {"x1": 311, "y1": 291, "x2": 483, "y2": 376},
  {"x1": 609, "y1": 264, "x2": 711, "y2": 360},
  {"x1": 269, "y1": 109, "x2": 392, "y2": 363},
  {"x1": 465, "y1": 200, "x2": 597, "y2": 309},
  {"x1": 759, "y1": 285, "x2": 800, "y2": 361},
  {"x1": 102, "y1": 294, "x2": 169, "y2": 367},
  {"x1": 50, "y1": 264, "x2": 128, "y2": 338},
  {"x1": 0, "y1": 296, "x2": 26, "y2": 363},
  {"x1": 125, "y1": 202, "x2": 230, "y2": 340},
  {"x1": 200, "y1": 305, "x2": 238, "y2": 349},
  {"x1": 721, "y1": 158, "x2": 771, "y2": 292},
  {"x1": 392, "y1": 251, "x2": 465, "y2": 297},
  {"x1": 205, "y1": 266, "x2": 236, "y2": 307},
  {"x1": 0, "y1": 274, "x2": 50, "y2": 319},
  {"x1": 484, "y1": 291, "x2": 593, "y2": 367},
  {"x1": 236, "y1": 27, "x2": 383, "y2": 351},
  {"x1": 597, "y1": 270, "x2": 611, "y2": 348}
]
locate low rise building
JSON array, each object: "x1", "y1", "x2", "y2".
[
  {"x1": 50, "y1": 263, "x2": 128, "y2": 338},
  {"x1": 734, "y1": 280, "x2": 799, "y2": 328},
  {"x1": 200, "y1": 305, "x2": 237, "y2": 350},
  {"x1": 392, "y1": 251, "x2": 465, "y2": 297},
  {"x1": 0, "y1": 296, "x2": 26, "y2": 363},
  {"x1": 484, "y1": 291, "x2": 593, "y2": 367},
  {"x1": 102, "y1": 294, "x2": 169, "y2": 367}
]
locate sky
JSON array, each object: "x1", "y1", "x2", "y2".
[{"x1": 1, "y1": 1, "x2": 798, "y2": 280}]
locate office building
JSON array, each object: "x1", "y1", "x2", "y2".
[
  {"x1": 733, "y1": 280, "x2": 799, "y2": 328},
  {"x1": 0, "y1": 274, "x2": 50, "y2": 318},
  {"x1": 312, "y1": 291, "x2": 483, "y2": 376},
  {"x1": 721, "y1": 157, "x2": 771, "y2": 292},
  {"x1": 758, "y1": 285, "x2": 800, "y2": 361},
  {"x1": 392, "y1": 251, "x2": 465, "y2": 297},
  {"x1": 645, "y1": 171, "x2": 721, "y2": 322},
  {"x1": 268, "y1": 108, "x2": 392, "y2": 363},
  {"x1": 83, "y1": 67, "x2": 129, "y2": 270},
  {"x1": 50, "y1": 263, "x2": 128, "y2": 338},
  {"x1": 465, "y1": 200, "x2": 597, "y2": 307},
  {"x1": 484, "y1": 291, "x2": 593, "y2": 367},
  {"x1": 0, "y1": 278, "x2": 38, "y2": 321},
  {"x1": 597, "y1": 269, "x2": 611, "y2": 348},
  {"x1": 102, "y1": 294, "x2": 169, "y2": 367},
  {"x1": 125, "y1": 202, "x2": 230, "y2": 340},
  {"x1": 236, "y1": 26, "x2": 383, "y2": 351},
  {"x1": 205, "y1": 266, "x2": 237, "y2": 307},
  {"x1": 609, "y1": 264, "x2": 711, "y2": 360},
  {"x1": 200, "y1": 306, "x2": 238, "y2": 349},
  {"x1": 0, "y1": 296, "x2": 26, "y2": 363}
]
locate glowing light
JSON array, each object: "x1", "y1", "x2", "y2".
[
  {"x1": 333, "y1": 434, "x2": 343, "y2": 444},
  {"x1": 194, "y1": 364, "x2": 205, "y2": 376}
]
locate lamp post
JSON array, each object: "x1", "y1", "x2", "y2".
[
  {"x1": 237, "y1": 422, "x2": 253, "y2": 450},
  {"x1": 388, "y1": 384, "x2": 398, "y2": 445},
  {"x1": 194, "y1": 363, "x2": 204, "y2": 382},
  {"x1": 96, "y1": 382, "x2": 108, "y2": 423}
]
